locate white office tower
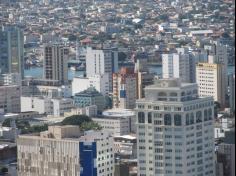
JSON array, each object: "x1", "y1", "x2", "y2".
[
  {"x1": 162, "y1": 50, "x2": 191, "y2": 83},
  {"x1": 86, "y1": 47, "x2": 118, "y2": 92},
  {"x1": 43, "y1": 43, "x2": 69, "y2": 85},
  {"x1": 136, "y1": 79, "x2": 215, "y2": 176}
]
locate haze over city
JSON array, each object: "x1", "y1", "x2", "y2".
[{"x1": 0, "y1": 0, "x2": 235, "y2": 176}]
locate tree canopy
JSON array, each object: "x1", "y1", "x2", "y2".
[
  {"x1": 61, "y1": 115, "x2": 92, "y2": 126},
  {"x1": 61, "y1": 115, "x2": 102, "y2": 131},
  {"x1": 80, "y1": 121, "x2": 102, "y2": 131}
]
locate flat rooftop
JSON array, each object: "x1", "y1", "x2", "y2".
[{"x1": 102, "y1": 108, "x2": 135, "y2": 117}]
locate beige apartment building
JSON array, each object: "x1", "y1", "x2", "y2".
[
  {"x1": 196, "y1": 62, "x2": 226, "y2": 107},
  {"x1": 113, "y1": 67, "x2": 137, "y2": 109},
  {"x1": 17, "y1": 126, "x2": 115, "y2": 176},
  {"x1": 17, "y1": 126, "x2": 81, "y2": 176}
]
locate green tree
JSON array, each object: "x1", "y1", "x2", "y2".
[
  {"x1": 80, "y1": 122, "x2": 102, "y2": 131},
  {"x1": 61, "y1": 115, "x2": 91, "y2": 126},
  {"x1": 21, "y1": 124, "x2": 48, "y2": 134},
  {"x1": 2, "y1": 118, "x2": 11, "y2": 127},
  {"x1": 0, "y1": 167, "x2": 8, "y2": 173}
]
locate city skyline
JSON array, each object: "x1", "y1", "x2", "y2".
[{"x1": 0, "y1": 0, "x2": 235, "y2": 176}]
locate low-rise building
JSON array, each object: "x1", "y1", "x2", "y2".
[
  {"x1": 74, "y1": 87, "x2": 105, "y2": 113},
  {"x1": 64, "y1": 105, "x2": 98, "y2": 117},
  {"x1": 21, "y1": 96, "x2": 74, "y2": 117},
  {"x1": 92, "y1": 109, "x2": 136, "y2": 136},
  {"x1": 17, "y1": 126, "x2": 114, "y2": 176},
  {"x1": 0, "y1": 85, "x2": 21, "y2": 113},
  {"x1": 0, "y1": 126, "x2": 20, "y2": 141},
  {"x1": 114, "y1": 135, "x2": 137, "y2": 159}
]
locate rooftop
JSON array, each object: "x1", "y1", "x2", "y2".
[
  {"x1": 102, "y1": 108, "x2": 135, "y2": 117},
  {"x1": 146, "y1": 78, "x2": 197, "y2": 90}
]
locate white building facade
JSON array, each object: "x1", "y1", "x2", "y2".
[
  {"x1": 86, "y1": 47, "x2": 118, "y2": 92},
  {"x1": 21, "y1": 96, "x2": 73, "y2": 117},
  {"x1": 92, "y1": 109, "x2": 136, "y2": 136},
  {"x1": 162, "y1": 52, "x2": 191, "y2": 83},
  {"x1": 136, "y1": 79, "x2": 215, "y2": 176},
  {"x1": 72, "y1": 74, "x2": 109, "y2": 96}
]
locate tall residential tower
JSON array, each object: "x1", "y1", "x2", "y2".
[
  {"x1": 43, "y1": 43, "x2": 69, "y2": 84},
  {"x1": 136, "y1": 79, "x2": 215, "y2": 176},
  {"x1": 0, "y1": 26, "x2": 24, "y2": 78}
]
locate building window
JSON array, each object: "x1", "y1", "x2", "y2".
[
  {"x1": 174, "y1": 114, "x2": 182, "y2": 126},
  {"x1": 148, "y1": 112, "x2": 152, "y2": 124},
  {"x1": 186, "y1": 113, "x2": 190, "y2": 125},
  {"x1": 190, "y1": 113, "x2": 194, "y2": 125},
  {"x1": 138, "y1": 112, "x2": 145, "y2": 123},
  {"x1": 164, "y1": 114, "x2": 172, "y2": 126},
  {"x1": 170, "y1": 92, "x2": 178, "y2": 97},
  {"x1": 204, "y1": 109, "x2": 208, "y2": 121},
  {"x1": 208, "y1": 108, "x2": 212, "y2": 120},
  {"x1": 196, "y1": 111, "x2": 202, "y2": 123},
  {"x1": 158, "y1": 92, "x2": 167, "y2": 96}
]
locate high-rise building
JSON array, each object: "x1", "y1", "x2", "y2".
[
  {"x1": 136, "y1": 79, "x2": 215, "y2": 176},
  {"x1": 205, "y1": 42, "x2": 228, "y2": 66},
  {"x1": 113, "y1": 67, "x2": 137, "y2": 109},
  {"x1": 190, "y1": 51, "x2": 209, "y2": 83},
  {"x1": 0, "y1": 26, "x2": 24, "y2": 78},
  {"x1": 205, "y1": 42, "x2": 228, "y2": 100},
  {"x1": 86, "y1": 47, "x2": 118, "y2": 92},
  {"x1": 196, "y1": 62, "x2": 226, "y2": 107},
  {"x1": 134, "y1": 57, "x2": 154, "y2": 99},
  {"x1": 216, "y1": 131, "x2": 235, "y2": 176},
  {"x1": 162, "y1": 51, "x2": 191, "y2": 83},
  {"x1": 43, "y1": 43, "x2": 69, "y2": 84},
  {"x1": 228, "y1": 74, "x2": 235, "y2": 113},
  {"x1": 136, "y1": 72, "x2": 154, "y2": 99},
  {"x1": 0, "y1": 85, "x2": 21, "y2": 113},
  {"x1": 17, "y1": 126, "x2": 115, "y2": 176}
]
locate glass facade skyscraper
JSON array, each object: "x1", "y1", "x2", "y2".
[{"x1": 0, "y1": 26, "x2": 24, "y2": 78}]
